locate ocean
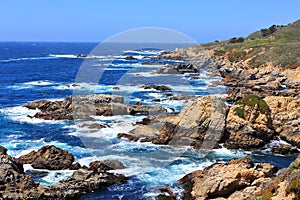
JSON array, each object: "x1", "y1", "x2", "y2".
[{"x1": 0, "y1": 42, "x2": 297, "y2": 199}]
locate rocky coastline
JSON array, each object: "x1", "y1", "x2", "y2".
[
  {"x1": 3, "y1": 20, "x2": 299, "y2": 199},
  {"x1": 0, "y1": 145, "x2": 127, "y2": 200}
]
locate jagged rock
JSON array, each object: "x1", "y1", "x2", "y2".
[
  {"x1": 119, "y1": 96, "x2": 227, "y2": 149},
  {"x1": 17, "y1": 145, "x2": 74, "y2": 170},
  {"x1": 178, "y1": 156, "x2": 277, "y2": 199},
  {"x1": 264, "y1": 96, "x2": 300, "y2": 147},
  {"x1": 225, "y1": 95, "x2": 274, "y2": 149}
]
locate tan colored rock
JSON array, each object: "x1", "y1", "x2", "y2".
[
  {"x1": 225, "y1": 95, "x2": 274, "y2": 149},
  {"x1": 179, "y1": 156, "x2": 277, "y2": 199},
  {"x1": 264, "y1": 96, "x2": 300, "y2": 147},
  {"x1": 119, "y1": 96, "x2": 227, "y2": 149}
]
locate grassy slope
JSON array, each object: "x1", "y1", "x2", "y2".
[{"x1": 202, "y1": 19, "x2": 300, "y2": 69}]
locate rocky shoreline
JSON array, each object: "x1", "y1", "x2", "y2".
[
  {"x1": 0, "y1": 145, "x2": 127, "y2": 200},
  {"x1": 5, "y1": 20, "x2": 300, "y2": 199}
]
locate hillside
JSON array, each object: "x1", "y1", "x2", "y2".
[{"x1": 202, "y1": 19, "x2": 300, "y2": 70}]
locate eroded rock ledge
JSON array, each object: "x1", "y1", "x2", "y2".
[{"x1": 0, "y1": 145, "x2": 127, "y2": 200}]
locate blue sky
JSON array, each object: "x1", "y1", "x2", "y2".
[{"x1": 1, "y1": 0, "x2": 299, "y2": 43}]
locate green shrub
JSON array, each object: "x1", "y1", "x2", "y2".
[
  {"x1": 286, "y1": 178, "x2": 300, "y2": 199},
  {"x1": 235, "y1": 107, "x2": 245, "y2": 119},
  {"x1": 236, "y1": 95, "x2": 270, "y2": 114},
  {"x1": 229, "y1": 37, "x2": 245, "y2": 43}
]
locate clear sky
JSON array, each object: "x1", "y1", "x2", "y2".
[{"x1": 1, "y1": 0, "x2": 299, "y2": 43}]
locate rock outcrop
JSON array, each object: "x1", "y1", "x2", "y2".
[
  {"x1": 225, "y1": 95, "x2": 274, "y2": 149},
  {"x1": 272, "y1": 144, "x2": 299, "y2": 155},
  {"x1": 179, "y1": 156, "x2": 278, "y2": 200},
  {"x1": 119, "y1": 96, "x2": 227, "y2": 149},
  {"x1": 0, "y1": 146, "x2": 127, "y2": 200},
  {"x1": 264, "y1": 96, "x2": 300, "y2": 147},
  {"x1": 17, "y1": 145, "x2": 74, "y2": 170},
  {"x1": 179, "y1": 154, "x2": 300, "y2": 200},
  {"x1": 25, "y1": 94, "x2": 165, "y2": 120}
]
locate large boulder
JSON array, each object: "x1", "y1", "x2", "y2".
[
  {"x1": 17, "y1": 145, "x2": 74, "y2": 170},
  {"x1": 179, "y1": 156, "x2": 277, "y2": 200},
  {"x1": 264, "y1": 96, "x2": 300, "y2": 147},
  {"x1": 225, "y1": 95, "x2": 274, "y2": 149},
  {"x1": 119, "y1": 96, "x2": 227, "y2": 149}
]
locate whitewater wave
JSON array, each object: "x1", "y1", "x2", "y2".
[
  {"x1": 0, "y1": 106, "x2": 64, "y2": 125},
  {"x1": 48, "y1": 54, "x2": 78, "y2": 58},
  {"x1": 24, "y1": 80, "x2": 54, "y2": 86},
  {"x1": 0, "y1": 56, "x2": 57, "y2": 63}
]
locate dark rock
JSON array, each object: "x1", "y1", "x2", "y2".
[
  {"x1": 124, "y1": 56, "x2": 136, "y2": 60},
  {"x1": 152, "y1": 98, "x2": 161, "y2": 102},
  {"x1": 88, "y1": 160, "x2": 126, "y2": 172},
  {"x1": 142, "y1": 61, "x2": 163, "y2": 65},
  {"x1": 136, "y1": 116, "x2": 153, "y2": 125},
  {"x1": 143, "y1": 85, "x2": 172, "y2": 91},
  {"x1": 69, "y1": 162, "x2": 81, "y2": 170},
  {"x1": 156, "y1": 187, "x2": 176, "y2": 200},
  {"x1": 272, "y1": 144, "x2": 299, "y2": 155},
  {"x1": 117, "y1": 133, "x2": 139, "y2": 142},
  {"x1": 79, "y1": 123, "x2": 109, "y2": 129},
  {"x1": 0, "y1": 147, "x2": 128, "y2": 200},
  {"x1": 17, "y1": 145, "x2": 74, "y2": 170},
  {"x1": 77, "y1": 54, "x2": 87, "y2": 58},
  {"x1": 0, "y1": 146, "x2": 7, "y2": 155},
  {"x1": 25, "y1": 94, "x2": 165, "y2": 120}
]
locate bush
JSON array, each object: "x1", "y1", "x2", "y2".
[
  {"x1": 236, "y1": 95, "x2": 270, "y2": 114},
  {"x1": 261, "y1": 25, "x2": 277, "y2": 37},
  {"x1": 228, "y1": 37, "x2": 245, "y2": 43},
  {"x1": 235, "y1": 107, "x2": 245, "y2": 119}
]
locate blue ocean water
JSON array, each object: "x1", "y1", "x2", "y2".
[{"x1": 0, "y1": 42, "x2": 297, "y2": 199}]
